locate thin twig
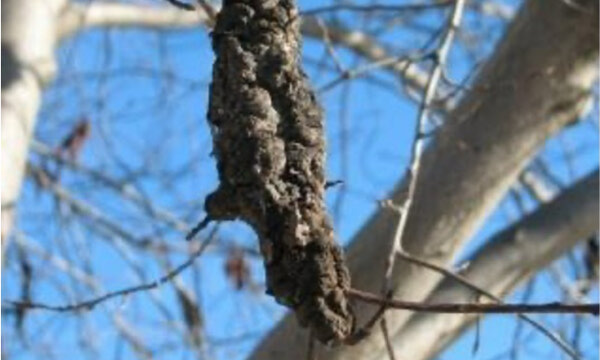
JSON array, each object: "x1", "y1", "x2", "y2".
[
  {"x1": 315, "y1": 18, "x2": 346, "y2": 74},
  {"x1": 186, "y1": 216, "x2": 212, "y2": 241},
  {"x1": 196, "y1": 0, "x2": 218, "y2": 27},
  {"x1": 3, "y1": 229, "x2": 216, "y2": 313},
  {"x1": 381, "y1": 0, "x2": 465, "y2": 297},
  {"x1": 358, "y1": 0, "x2": 465, "y2": 339},
  {"x1": 342, "y1": 0, "x2": 467, "y2": 339},
  {"x1": 347, "y1": 288, "x2": 599, "y2": 315},
  {"x1": 380, "y1": 317, "x2": 397, "y2": 360},
  {"x1": 318, "y1": 55, "x2": 419, "y2": 93},
  {"x1": 27, "y1": 164, "x2": 154, "y2": 250},
  {"x1": 164, "y1": 0, "x2": 195, "y2": 11},
  {"x1": 31, "y1": 140, "x2": 190, "y2": 233},
  {"x1": 301, "y1": 1, "x2": 453, "y2": 16},
  {"x1": 396, "y1": 251, "x2": 583, "y2": 360}
]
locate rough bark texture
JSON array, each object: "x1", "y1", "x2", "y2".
[
  {"x1": 205, "y1": 0, "x2": 354, "y2": 344},
  {"x1": 250, "y1": 0, "x2": 599, "y2": 358}
]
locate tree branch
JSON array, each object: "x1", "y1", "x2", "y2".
[
  {"x1": 381, "y1": 0, "x2": 465, "y2": 300},
  {"x1": 57, "y1": 2, "x2": 210, "y2": 40},
  {"x1": 2, "y1": 0, "x2": 66, "y2": 256},
  {"x1": 347, "y1": 288, "x2": 598, "y2": 315},
  {"x1": 387, "y1": 168, "x2": 599, "y2": 360},
  {"x1": 250, "y1": 1, "x2": 598, "y2": 359},
  {"x1": 56, "y1": 2, "x2": 433, "y2": 98},
  {"x1": 389, "y1": 249, "x2": 581, "y2": 360},
  {"x1": 3, "y1": 227, "x2": 215, "y2": 312},
  {"x1": 30, "y1": 140, "x2": 190, "y2": 233}
]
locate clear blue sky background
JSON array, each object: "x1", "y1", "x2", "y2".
[{"x1": 2, "y1": 0, "x2": 598, "y2": 359}]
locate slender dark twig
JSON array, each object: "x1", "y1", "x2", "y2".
[
  {"x1": 196, "y1": 0, "x2": 218, "y2": 26},
  {"x1": 395, "y1": 250, "x2": 581, "y2": 360},
  {"x1": 301, "y1": 1, "x2": 453, "y2": 16},
  {"x1": 3, "y1": 229, "x2": 216, "y2": 312},
  {"x1": 164, "y1": 0, "x2": 195, "y2": 11},
  {"x1": 186, "y1": 216, "x2": 212, "y2": 241},
  {"x1": 347, "y1": 288, "x2": 599, "y2": 315},
  {"x1": 380, "y1": 317, "x2": 397, "y2": 360}
]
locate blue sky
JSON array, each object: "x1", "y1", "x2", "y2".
[{"x1": 2, "y1": 0, "x2": 598, "y2": 359}]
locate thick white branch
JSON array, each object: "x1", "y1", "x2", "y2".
[
  {"x1": 1, "y1": 0, "x2": 67, "y2": 250},
  {"x1": 388, "y1": 169, "x2": 599, "y2": 360},
  {"x1": 57, "y1": 2, "x2": 210, "y2": 40},
  {"x1": 250, "y1": 1, "x2": 598, "y2": 359},
  {"x1": 57, "y1": 2, "x2": 431, "y2": 92}
]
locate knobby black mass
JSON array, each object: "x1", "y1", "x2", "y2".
[{"x1": 205, "y1": 0, "x2": 355, "y2": 344}]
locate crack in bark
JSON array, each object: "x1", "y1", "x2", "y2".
[{"x1": 205, "y1": 0, "x2": 355, "y2": 344}]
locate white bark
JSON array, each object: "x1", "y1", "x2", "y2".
[
  {"x1": 388, "y1": 169, "x2": 599, "y2": 360},
  {"x1": 1, "y1": 0, "x2": 67, "y2": 248},
  {"x1": 3, "y1": 0, "x2": 428, "y2": 250},
  {"x1": 250, "y1": 1, "x2": 598, "y2": 359},
  {"x1": 0, "y1": 0, "x2": 210, "y2": 254},
  {"x1": 56, "y1": 2, "x2": 432, "y2": 92},
  {"x1": 57, "y1": 2, "x2": 209, "y2": 40}
]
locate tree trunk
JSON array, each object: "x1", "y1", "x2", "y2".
[{"x1": 1, "y1": 0, "x2": 66, "y2": 253}]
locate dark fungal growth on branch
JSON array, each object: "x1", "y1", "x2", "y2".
[{"x1": 205, "y1": 0, "x2": 355, "y2": 344}]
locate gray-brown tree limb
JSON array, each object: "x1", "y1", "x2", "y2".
[
  {"x1": 385, "y1": 169, "x2": 599, "y2": 360},
  {"x1": 249, "y1": 1, "x2": 598, "y2": 359}
]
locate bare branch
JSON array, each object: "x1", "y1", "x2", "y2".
[
  {"x1": 163, "y1": 0, "x2": 195, "y2": 11},
  {"x1": 353, "y1": 0, "x2": 466, "y2": 342},
  {"x1": 381, "y1": 0, "x2": 465, "y2": 303},
  {"x1": 301, "y1": 1, "x2": 453, "y2": 16},
  {"x1": 3, "y1": 228, "x2": 215, "y2": 312},
  {"x1": 13, "y1": 231, "x2": 100, "y2": 290},
  {"x1": 30, "y1": 140, "x2": 190, "y2": 233},
  {"x1": 347, "y1": 288, "x2": 599, "y2": 315},
  {"x1": 388, "y1": 169, "x2": 599, "y2": 360},
  {"x1": 56, "y1": 2, "x2": 434, "y2": 100},
  {"x1": 394, "y1": 250, "x2": 580, "y2": 359},
  {"x1": 27, "y1": 164, "x2": 155, "y2": 250},
  {"x1": 57, "y1": 2, "x2": 210, "y2": 40},
  {"x1": 380, "y1": 318, "x2": 397, "y2": 360}
]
